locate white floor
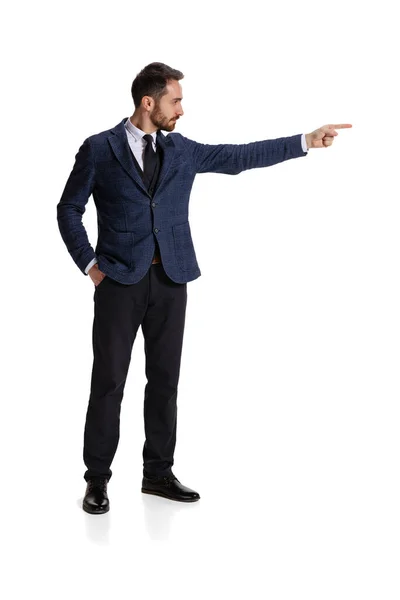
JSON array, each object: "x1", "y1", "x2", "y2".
[{"x1": 3, "y1": 380, "x2": 400, "y2": 599}]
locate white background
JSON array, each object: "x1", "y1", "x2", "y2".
[{"x1": 1, "y1": 0, "x2": 399, "y2": 598}]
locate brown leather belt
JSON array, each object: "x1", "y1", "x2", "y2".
[{"x1": 151, "y1": 254, "x2": 161, "y2": 264}]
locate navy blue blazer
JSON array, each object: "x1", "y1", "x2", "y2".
[{"x1": 57, "y1": 117, "x2": 308, "y2": 284}]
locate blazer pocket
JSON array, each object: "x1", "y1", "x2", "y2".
[
  {"x1": 96, "y1": 231, "x2": 134, "y2": 271},
  {"x1": 172, "y1": 222, "x2": 198, "y2": 271}
]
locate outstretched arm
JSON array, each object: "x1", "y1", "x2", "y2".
[
  {"x1": 180, "y1": 132, "x2": 308, "y2": 175},
  {"x1": 179, "y1": 123, "x2": 352, "y2": 174}
]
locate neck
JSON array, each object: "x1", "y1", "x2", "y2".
[{"x1": 130, "y1": 114, "x2": 157, "y2": 134}]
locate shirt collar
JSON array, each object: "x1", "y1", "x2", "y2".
[{"x1": 125, "y1": 117, "x2": 157, "y2": 144}]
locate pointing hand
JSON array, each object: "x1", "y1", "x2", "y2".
[{"x1": 305, "y1": 124, "x2": 352, "y2": 149}]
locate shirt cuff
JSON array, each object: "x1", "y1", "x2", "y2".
[
  {"x1": 301, "y1": 133, "x2": 308, "y2": 153},
  {"x1": 85, "y1": 257, "x2": 98, "y2": 275}
]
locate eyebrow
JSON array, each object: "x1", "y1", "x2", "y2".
[{"x1": 172, "y1": 97, "x2": 183, "y2": 101}]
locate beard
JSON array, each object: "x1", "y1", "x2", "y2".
[{"x1": 150, "y1": 104, "x2": 177, "y2": 132}]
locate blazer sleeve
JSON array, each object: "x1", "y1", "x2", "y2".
[
  {"x1": 56, "y1": 137, "x2": 97, "y2": 275},
  {"x1": 179, "y1": 133, "x2": 308, "y2": 175}
]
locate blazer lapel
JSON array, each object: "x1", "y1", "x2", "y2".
[{"x1": 108, "y1": 117, "x2": 176, "y2": 197}]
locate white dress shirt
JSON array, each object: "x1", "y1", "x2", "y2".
[{"x1": 84, "y1": 121, "x2": 308, "y2": 274}]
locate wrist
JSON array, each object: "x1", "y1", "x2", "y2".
[{"x1": 305, "y1": 133, "x2": 311, "y2": 149}]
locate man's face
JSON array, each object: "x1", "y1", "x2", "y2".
[{"x1": 149, "y1": 80, "x2": 184, "y2": 132}]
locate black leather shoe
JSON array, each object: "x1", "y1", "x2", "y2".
[
  {"x1": 82, "y1": 477, "x2": 110, "y2": 514},
  {"x1": 141, "y1": 473, "x2": 200, "y2": 502}
]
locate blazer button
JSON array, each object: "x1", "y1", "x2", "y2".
[
  {"x1": 151, "y1": 202, "x2": 156, "y2": 207},
  {"x1": 154, "y1": 228, "x2": 159, "y2": 233}
]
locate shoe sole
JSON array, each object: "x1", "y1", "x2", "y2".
[
  {"x1": 82, "y1": 503, "x2": 110, "y2": 514},
  {"x1": 141, "y1": 488, "x2": 200, "y2": 502}
]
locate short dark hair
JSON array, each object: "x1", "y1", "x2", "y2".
[{"x1": 131, "y1": 62, "x2": 184, "y2": 109}]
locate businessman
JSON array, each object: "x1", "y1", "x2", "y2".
[{"x1": 57, "y1": 62, "x2": 352, "y2": 514}]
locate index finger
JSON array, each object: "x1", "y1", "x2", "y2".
[{"x1": 331, "y1": 124, "x2": 352, "y2": 128}]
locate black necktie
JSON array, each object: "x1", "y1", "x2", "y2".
[{"x1": 143, "y1": 134, "x2": 157, "y2": 188}]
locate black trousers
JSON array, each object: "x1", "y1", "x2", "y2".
[{"x1": 83, "y1": 263, "x2": 187, "y2": 482}]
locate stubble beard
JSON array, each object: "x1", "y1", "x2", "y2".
[{"x1": 151, "y1": 105, "x2": 176, "y2": 133}]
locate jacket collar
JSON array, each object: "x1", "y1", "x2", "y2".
[{"x1": 107, "y1": 117, "x2": 176, "y2": 197}]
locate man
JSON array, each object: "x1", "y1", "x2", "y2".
[{"x1": 57, "y1": 62, "x2": 352, "y2": 514}]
